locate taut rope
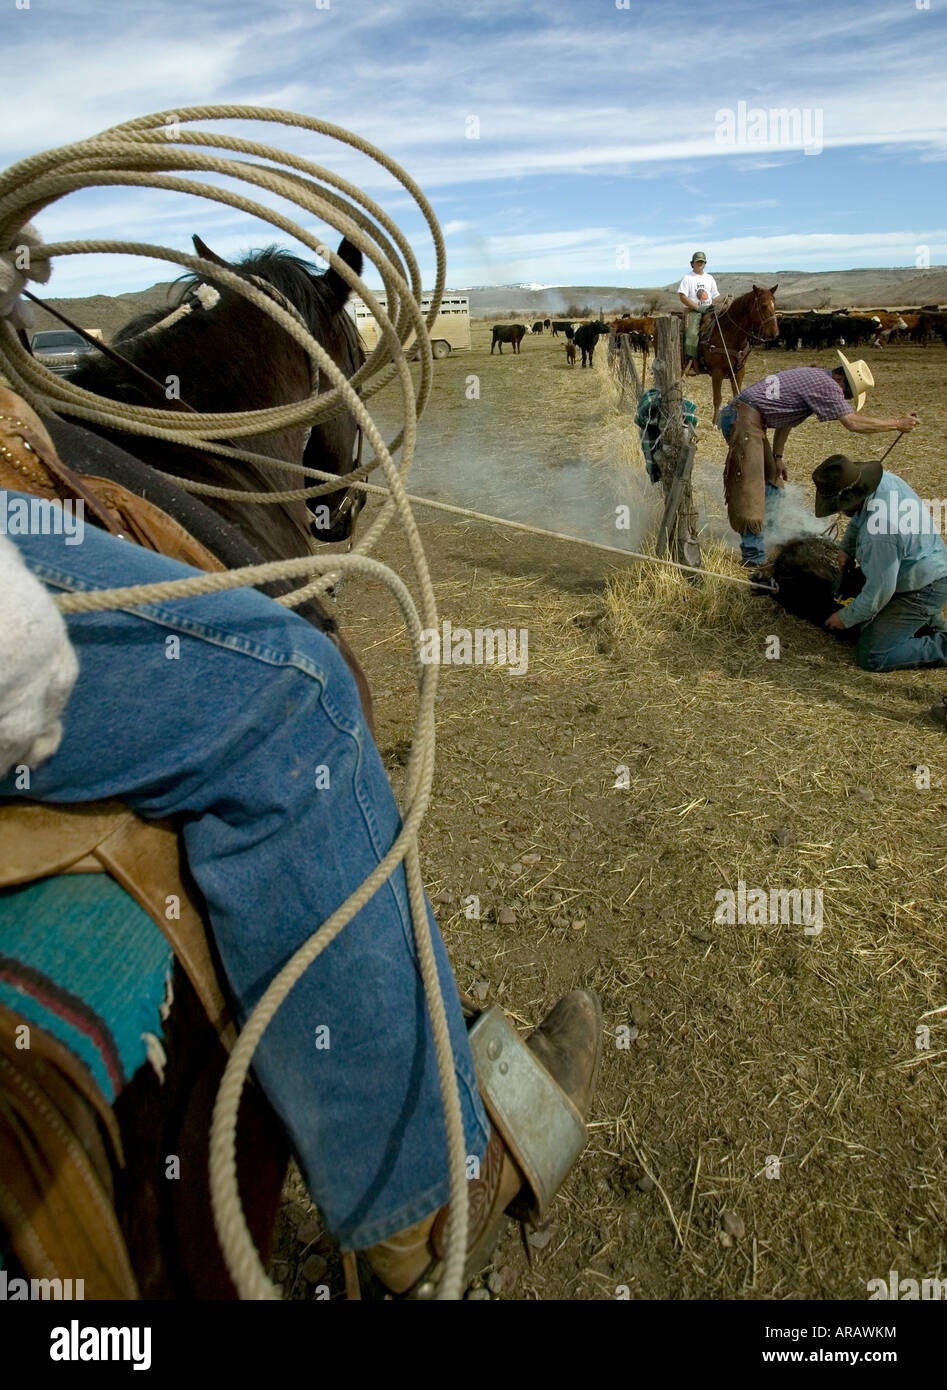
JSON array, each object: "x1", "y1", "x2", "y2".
[{"x1": 0, "y1": 107, "x2": 470, "y2": 1301}]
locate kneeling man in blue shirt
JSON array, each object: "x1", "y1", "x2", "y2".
[{"x1": 812, "y1": 454, "x2": 947, "y2": 672}]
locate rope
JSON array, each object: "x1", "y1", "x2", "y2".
[
  {"x1": 0, "y1": 107, "x2": 470, "y2": 1301},
  {"x1": 350, "y1": 482, "x2": 775, "y2": 591},
  {"x1": 710, "y1": 303, "x2": 741, "y2": 394}
]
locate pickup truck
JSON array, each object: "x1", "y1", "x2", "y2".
[{"x1": 29, "y1": 328, "x2": 101, "y2": 377}]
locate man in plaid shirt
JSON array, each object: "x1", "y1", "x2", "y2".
[{"x1": 719, "y1": 353, "x2": 919, "y2": 565}]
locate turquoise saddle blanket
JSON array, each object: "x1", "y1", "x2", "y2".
[{"x1": 0, "y1": 874, "x2": 172, "y2": 1104}]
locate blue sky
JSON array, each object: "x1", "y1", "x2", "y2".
[{"x1": 1, "y1": 0, "x2": 945, "y2": 295}]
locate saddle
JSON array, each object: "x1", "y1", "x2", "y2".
[
  {"x1": 0, "y1": 385, "x2": 227, "y2": 570},
  {"x1": 0, "y1": 389, "x2": 271, "y2": 1297}
]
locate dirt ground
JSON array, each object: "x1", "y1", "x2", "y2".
[{"x1": 270, "y1": 320, "x2": 947, "y2": 1301}]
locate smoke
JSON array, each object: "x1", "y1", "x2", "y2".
[
  {"x1": 405, "y1": 419, "x2": 662, "y2": 557},
  {"x1": 689, "y1": 466, "x2": 829, "y2": 555},
  {"x1": 763, "y1": 482, "x2": 834, "y2": 549},
  {"x1": 364, "y1": 353, "x2": 829, "y2": 571}
]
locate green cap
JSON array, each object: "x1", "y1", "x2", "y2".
[{"x1": 691, "y1": 251, "x2": 707, "y2": 264}]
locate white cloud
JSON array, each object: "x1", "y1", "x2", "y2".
[{"x1": 2, "y1": 0, "x2": 944, "y2": 294}]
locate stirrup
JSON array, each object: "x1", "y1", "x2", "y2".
[
  {"x1": 356, "y1": 1004, "x2": 590, "y2": 1298},
  {"x1": 469, "y1": 1005, "x2": 587, "y2": 1224}
]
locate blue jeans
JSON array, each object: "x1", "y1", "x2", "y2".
[
  {"x1": 0, "y1": 505, "x2": 488, "y2": 1249},
  {"x1": 740, "y1": 482, "x2": 782, "y2": 566},
  {"x1": 855, "y1": 575, "x2": 947, "y2": 672}
]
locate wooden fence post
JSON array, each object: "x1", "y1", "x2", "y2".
[{"x1": 652, "y1": 315, "x2": 701, "y2": 570}]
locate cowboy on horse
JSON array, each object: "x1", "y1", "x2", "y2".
[
  {"x1": 675, "y1": 249, "x2": 780, "y2": 423},
  {"x1": 678, "y1": 250, "x2": 720, "y2": 376}
]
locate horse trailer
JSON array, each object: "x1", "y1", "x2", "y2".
[{"x1": 348, "y1": 292, "x2": 471, "y2": 359}]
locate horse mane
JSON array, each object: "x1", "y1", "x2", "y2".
[
  {"x1": 112, "y1": 306, "x2": 175, "y2": 343},
  {"x1": 726, "y1": 285, "x2": 770, "y2": 311},
  {"x1": 114, "y1": 244, "x2": 364, "y2": 366}
]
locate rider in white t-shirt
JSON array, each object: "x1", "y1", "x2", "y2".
[{"x1": 678, "y1": 251, "x2": 720, "y2": 375}]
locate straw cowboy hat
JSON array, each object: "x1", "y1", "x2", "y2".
[
  {"x1": 836, "y1": 350, "x2": 874, "y2": 412},
  {"x1": 811, "y1": 454, "x2": 883, "y2": 517}
]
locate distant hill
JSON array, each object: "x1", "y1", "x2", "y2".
[
  {"x1": 26, "y1": 266, "x2": 947, "y2": 340},
  {"x1": 462, "y1": 267, "x2": 947, "y2": 318},
  {"x1": 29, "y1": 283, "x2": 179, "y2": 340}
]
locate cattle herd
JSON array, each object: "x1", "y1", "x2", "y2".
[
  {"x1": 488, "y1": 303, "x2": 947, "y2": 368},
  {"x1": 762, "y1": 307, "x2": 947, "y2": 351}
]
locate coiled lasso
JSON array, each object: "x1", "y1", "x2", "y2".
[{"x1": 0, "y1": 106, "x2": 468, "y2": 1301}]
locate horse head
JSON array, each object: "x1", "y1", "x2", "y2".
[
  {"x1": 751, "y1": 284, "x2": 780, "y2": 340},
  {"x1": 190, "y1": 235, "x2": 367, "y2": 543}
]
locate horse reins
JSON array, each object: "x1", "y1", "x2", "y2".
[
  {"x1": 704, "y1": 293, "x2": 778, "y2": 398},
  {"x1": 710, "y1": 293, "x2": 779, "y2": 345},
  {"x1": 709, "y1": 302, "x2": 742, "y2": 395}
]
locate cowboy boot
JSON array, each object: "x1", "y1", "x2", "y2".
[{"x1": 359, "y1": 990, "x2": 602, "y2": 1298}]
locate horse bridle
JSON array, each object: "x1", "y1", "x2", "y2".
[
  {"x1": 709, "y1": 292, "x2": 779, "y2": 346},
  {"x1": 703, "y1": 291, "x2": 778, "y2": 395}
]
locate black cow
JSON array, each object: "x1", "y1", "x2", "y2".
[
  {"x1": 835, "y1": 315, "x2": 877, "y2": 349},
  {"x1": 551, "y1": 320, "x2": 574, "y2": 337},
  {"x1": 775, "y1": 311, "x2": 880, "y2": 352},
  {"x1": 490, "y1": 324, "x2": 527, "y2": 354},
  {"x1": 573, "y1": 320, "x2": 610, "y2": 368},
  {"x1": 532, "y1": 320, "x2": 545, "y2": 334},
  {"x1": 912, "y1": 310, "x2": 947, "y2": 344}
]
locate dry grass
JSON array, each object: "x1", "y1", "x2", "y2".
[
  {"x1": 603, "y1": 537, "x2": 756, "y2": 639},
  {"x1": 272, "y1": 329, "x2": 947, "y2": 1300}
]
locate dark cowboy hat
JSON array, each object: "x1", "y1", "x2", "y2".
[{"x1": 811, "y1": 454, "x2": 883, "y2": 517}]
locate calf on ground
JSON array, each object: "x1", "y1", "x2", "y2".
[
  {"x1": 762, "y1": 536, "x2": 865, "y2": 626},
  {"x1": 565, "y1": 340, "x2": 577, "y2": 366}
]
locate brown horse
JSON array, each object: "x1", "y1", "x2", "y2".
[{"x1": 681, "y1": 286, "x2": 779, "y2": 421}]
